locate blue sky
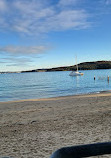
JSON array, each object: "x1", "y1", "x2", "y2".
[{"x1": 0, "y1": 0, "x2": 111, "y2": 72}]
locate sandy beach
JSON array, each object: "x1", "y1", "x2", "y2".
[{"x1": 0, "y1": 92, "x2": 111, "y2": 158}]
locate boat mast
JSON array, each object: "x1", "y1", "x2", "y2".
[{"x1": 76, "y1": 56, "x2": 78, "y2": 72}]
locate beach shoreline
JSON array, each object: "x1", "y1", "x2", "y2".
[
  {"x1": 0, "y1": 92, "x2": 111, "y2": 157},
  {"x1": 1, "y1": 90, "x2": 111, "y2": 103}
]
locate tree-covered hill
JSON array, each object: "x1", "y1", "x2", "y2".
[{"x1": 21, "y1": 60, "x2": 111, "y2": 73}]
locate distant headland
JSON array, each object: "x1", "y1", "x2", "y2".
[{"x1": 1, "y1": 60, "x2": 111, "y2": 74}]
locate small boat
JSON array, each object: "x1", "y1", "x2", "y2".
[
  {"x1": 69, "y1": 57, "x2": 83, "y2": 76},
  {"x1": 69, "y1": 71, "x2": 83, "y2": 76}
]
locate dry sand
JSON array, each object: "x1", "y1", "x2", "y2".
[{"x1": 0, "y1": 93, "x2": 111, "y2": 158}]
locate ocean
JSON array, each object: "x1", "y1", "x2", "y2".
[{"x1": 0, "y1": 69, "x2": 111, "y2": 102}]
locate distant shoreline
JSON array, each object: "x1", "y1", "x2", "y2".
[{"x1": 1, "y1": 60, "x2": 111, "y2": 74}]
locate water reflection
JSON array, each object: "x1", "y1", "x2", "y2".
[{"x1": 76, "y1": 76, "x2": 80, "y2": 88}]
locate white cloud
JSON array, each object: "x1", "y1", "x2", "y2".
[
  {"x1": 105, "y1": 0, "x2": 111, "y2": 5},
  {"x1": 46, "y1": 10, "x2": 90, "y2": 30},
  {"x1": 0, "y1": 0, "x2": 7, "y2": 12},
  {"x1": 1, "y1": 54, "x2": 41, "y2": 68},
  {"x1": 6, "y1": 57, "x2": 33, "y2": 66},
  {"x1": 0, "y1": 45, "x2": 49, "y2": 55},
  {"x1": 0, "y1": 0, "x2": 90, "y2": 35},
  {"x1": 3, "y1": 57, "x2": 32, "y2": 63},
  {"x1": 58, "y1": 0, "x2": 78, "y2": 6}
]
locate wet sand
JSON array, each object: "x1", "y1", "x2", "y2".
[{"x1": 0, "y1": 93, "x2": 111, "y2": 158}]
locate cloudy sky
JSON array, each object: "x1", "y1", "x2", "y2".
[{"x1": 0, "y1": 0, "x2": 111, "y2": 72}]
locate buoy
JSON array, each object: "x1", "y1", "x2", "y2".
[
  {"x1": 94, "y1": 76, "x2": 95, "y2": 80},
  {"x1": 107, "y1": 75, "x2": 109, "y2": 82}
]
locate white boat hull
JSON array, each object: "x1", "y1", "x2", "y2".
[{"x1": 69, "y1": 71, "x2": 83, "y2": 76}]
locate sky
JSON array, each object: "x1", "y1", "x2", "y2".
[{"x1": 0, "y1": 0, "x2": 111, "y2": 72}]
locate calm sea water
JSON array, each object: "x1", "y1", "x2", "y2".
[{"x1": 0, "y1": 69, "x2": 111, "y2": 102}]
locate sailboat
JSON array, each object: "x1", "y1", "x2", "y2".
[{"x1": 69, "y1": 57, "x2": 83, "y2": 76}]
